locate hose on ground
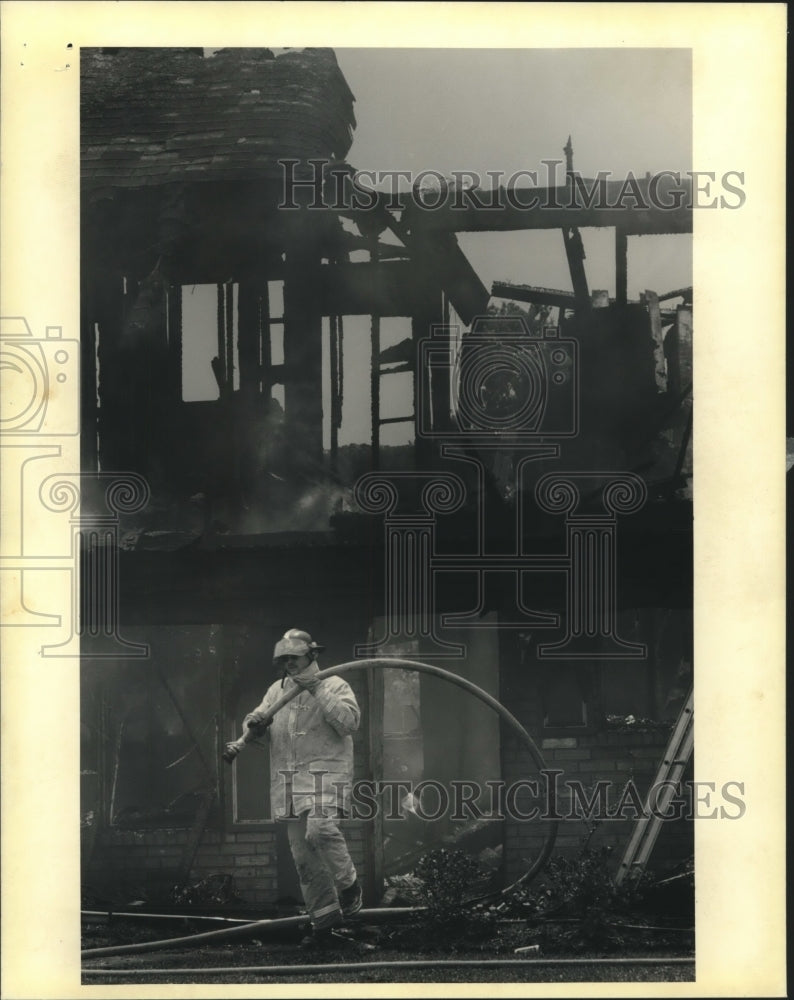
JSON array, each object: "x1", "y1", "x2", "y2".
[
  {"x1": 81, "y1": 908, "x2": 419, "y2": 959},
  {"x1": 82, "y1": 909, "x2": 265, "y2": 925}
]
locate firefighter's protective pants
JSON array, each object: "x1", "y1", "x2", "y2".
[{"x1": 287, "y1": 810, "x2": 358, "y2": 930}]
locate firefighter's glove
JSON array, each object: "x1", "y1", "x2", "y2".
[
  {"x1": 245, "y1": 711, "x2": 273, "y2": 732},
  {"x1": 292, "y1": 662, "x2": 321, "y2": 693}
]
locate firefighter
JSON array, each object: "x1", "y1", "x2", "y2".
[{"x1": 242, "y1": 628, "x2": 363, "y2": 944}]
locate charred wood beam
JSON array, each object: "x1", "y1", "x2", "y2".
[
  {"x1": 224, "y1": 282, "x2": 234, "y2": 395},
  {"x1": 215, "y1": 283, "x2": 226, "y2": 390},
  {"x1": 562, "y1": 138, "x2": 590, "y2": 310},
  {"x1": 329, "y1": 314, "x2": 340, "y2": 472},
  {"x1": 166, "y1": 284, "x2": 183, "y2": 404},
  {"x1": 342, "y1": 186, "x2": 489, "y2": 323},
  {"x1": 413, "y1": 279, "x2": 444, "y2": 467},
  {"x1": 283, "y1": 228, "x2": 324, "y2": 467},
  {"x1": 494, "y1": 280, "x2": 682, "y2": 319},
  {"x1": 210, "y1": 356, "x2": 225, "y2": 394},
  {"x1": 379, "y1": 362, "x2": 413, "y2": 375},
  {"x1": 407, "y1": 231, "x2": 490, "y2": 325},
  {"x1": 282, "y1": 167, "x2": 692, "y2": 234},
  {"x1": 491, "y1": 281, "x2": 576, "y2": 309},
  {"x1": 643, "y1": 289, "x2": 668, "y2": 392},
  {"x1": 378, "y1": 415, "x2": 415, "y2": 426},
  {"x1": 258, "y1": 361, "x2": 326, "y2": 385},
  {"x1": 401, "y1": 176, "x2": 693, "y2": 235},
  {"x1": 370, "y1": 243, "x2": 381, "y2": 469},
  {"x1": 674, "y1": 406, "x2": 694, "y2": 482},
  {"x1": 237, "y1": 282, "x2": 264, "y2": 399},
  {"x1": 334, "y1": 230, "x2": 411, "y2": 258},
  {"x1": 368, "y1": 246, "x2": 412, "y2": 260},
  {"x1": 320, "y1": 261, "x2": 418, "y2": 316},
  {"x1": 259, "y1": 281, "x2": 273, "y2": 406},
  {"x1": 615, "y1": 228, "x2": 628, "y2": 306},
  {"x1": 319, "y1": 258, "x2": 487, "y2": 322},
  {"x1": 562, "y1": 226, "x2": 590, "y2": 310},
  {"x1": 664, "y1": 304, "x2": 693, "y2": 404},
  {"x1": 158, "y1": 256, "x2": 286, "y2": 289}
]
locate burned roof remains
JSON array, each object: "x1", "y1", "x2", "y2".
[{"x1": 81, "y1": 47, "x2": 357, "y2": 191}]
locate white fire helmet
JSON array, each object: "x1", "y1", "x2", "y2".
[{"x1": 272, "y1": 628, "x2": 324, "y2": 662}]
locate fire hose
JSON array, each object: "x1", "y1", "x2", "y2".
[
  {"x1": 232, "y1": 657, "x2": 557, "y2": 896},
  {"x1": 223, "y1": 656, "x2": 558, "y2": 893},
  {"x1": 83, "y1": 657, "x2": 557, "y2": 960}
]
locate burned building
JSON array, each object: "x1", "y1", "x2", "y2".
[{"x1": 80, "y1": 47, "x2": 694, "y2": 912}]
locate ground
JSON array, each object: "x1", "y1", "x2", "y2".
[{"x1": 81, "y1": 916, "x2": 694, "y2": 985}]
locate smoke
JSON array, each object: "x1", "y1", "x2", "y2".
[{"x1": 237, "y1": 480, "x2": 355, "y2": 535}]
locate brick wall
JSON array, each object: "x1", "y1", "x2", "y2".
[
  {"x1": 501, "y1": 728, "x2": 694, "y2": 885},
  {"x1": 84, "y1": 820, "x2": 369, "y2": 907}
]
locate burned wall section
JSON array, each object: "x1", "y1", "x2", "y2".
[{"x1": 81, "y1": 46, "x2": 357, "y2": 519}]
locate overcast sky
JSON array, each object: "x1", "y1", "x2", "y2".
[
  {"x1": 337, "y1": 48, "x2": 691, "y2": 182},
  {"x1": 336, "y1": 47, "x2": 692, "y2": 296}
]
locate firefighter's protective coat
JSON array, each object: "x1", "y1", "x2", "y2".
[{"x1": 244, "y1": 673, "x2": 360, "y2": 818}]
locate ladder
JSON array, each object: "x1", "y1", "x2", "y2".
[{"x1": 614, "y1": 687, "x2": 694, "y2": 885}]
